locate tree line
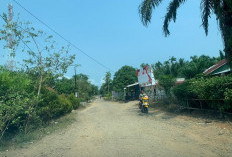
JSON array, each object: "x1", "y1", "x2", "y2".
[
  {"x1": 138, "y1": 0, "x2": 232, "y2": 114},
  {"x1": 100, "y1": 53, "x2": 232, "y2": 113},
  {"x1": 100, "y1": 66, "x2": 138, "y2": 99}
]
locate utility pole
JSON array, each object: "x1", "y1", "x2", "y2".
[
  {"x1": 74, "y1": 66, "x2": 78, "y2": 98},
  {"x1": 6, "y1": 3, "x2": 14, "y2": 70},
  {"x1": 107, "y1": 78, "x2": 109, "y2": 95}
]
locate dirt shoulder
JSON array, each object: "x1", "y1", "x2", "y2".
[{"x1": 1, "y1": 99, "x2": 232, "y2": 157}]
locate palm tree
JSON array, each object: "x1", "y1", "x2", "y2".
[{"x1": 139, "y1": 0, "x2": 232, "y2": 64}]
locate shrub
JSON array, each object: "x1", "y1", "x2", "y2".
[
  {"x1": 104, "y1": 97, "x2": 112, "y2": 101},
  {"x1": 38, "y1": 91, "x2": 61, "y2": 121},
  {"x1": 224, "y1": 89, "x2": 232, "y2": 112},
  {"x1": 172, "y1": 81, "x2": 197, "y2": 100},
  {"x1": 189, "y1": 76, "x2": 232, "y2": 100},
  {"x1": 158, "y1": 75, "x2": 175, "y2": 97},
  {"x1": 0, "y1": 69, "x2": 37, "y2": 138},
  {"x1": 172, "y1": 75, "x2": 232, "y2": 112},
  {"x1": 0, "y1": 67, "x2": 96, "y2": 140},
  {"x1": 67, "y1": 94, "x2": 80, "y2": 110},
  {"x1": 58, "y1": 94, "x2": 73, "y2": 114},
  {"x1": 38, "y1": 92, "x2": 74, "y2": 122}
]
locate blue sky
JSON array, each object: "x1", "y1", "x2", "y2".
[{"x1": 0, "y1": 0, "x2": 223, "y2": 87}]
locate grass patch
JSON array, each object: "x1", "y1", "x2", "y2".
[
  {"x1": 150, "y1": 98, "x2": 178, "y2": 112},
  {"x1": 150, "y1": 99, "x2": 232, "y2": 121},
  {"x1": 0, "y1": 111, "x2": 76, "y2": 151}
]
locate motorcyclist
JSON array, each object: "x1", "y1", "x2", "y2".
[{"x1": 139, "y1": 89, "x2": 146, "y2": 109}]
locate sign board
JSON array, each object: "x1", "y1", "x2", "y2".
[{"x1": 136, "y1": 65, "x2": 155, "y2": 87}]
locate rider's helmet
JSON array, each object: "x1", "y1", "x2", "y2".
[{"x1": 143, "y1": 95, "x2": 149, "y2": 100}]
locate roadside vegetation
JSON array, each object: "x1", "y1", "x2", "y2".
[
  {"x1": 0, "y1": 110, "x2": 76, "y2": 151},
  {"x1": 137, "y1": 0, "x2": 232, "y2": 116},
  {"x1": 152, "y1": 54, "x2": 232, "y2": 115},
  {"x1": 100, "y1": 53, "x2": 232, "y2": 116},
  {"x1": 100, "y1": 66, "x2": 137, "y2": 100},
  {"x1": 0, "y1": 15, "x2": 98, "y2": 146}
]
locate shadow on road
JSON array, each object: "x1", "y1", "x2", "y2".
[{"x1": 126, "y1": 102, "x2": 178, "y2": 120}]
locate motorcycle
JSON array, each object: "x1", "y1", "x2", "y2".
[{"x1": 141, "y1": 96, "x2": 149, "y2": 113}]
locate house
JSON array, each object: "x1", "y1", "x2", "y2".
[
  {"x1": 124, "y1": 78, "x2": 185, "y2": 100},
  {"x1": 204, "y1": 59, "x2": 231, "y2": 76},
  {"x1": 124, "y1": 82, "x2": 140, "y2": 100}
]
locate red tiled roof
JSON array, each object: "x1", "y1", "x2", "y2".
[
  {"x1": 154, "y1": 79, "x2": 185, "y2": 86},
  {"x1": 204, "y1": 59, "x2": 228, "y2": 75}
]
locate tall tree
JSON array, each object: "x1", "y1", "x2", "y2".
[
  {"x1": 100, "y1": 72, "x2": 112, "y2": 96},
  {"x1": 104, "y1": 71, "x2": 112, "y2": 95},
  {"x1": 139, "y1": 0, "x2": 232, "y2": 64},
  {"x1": 112, "y1": 66, "x2": 138, "y2": 92}
]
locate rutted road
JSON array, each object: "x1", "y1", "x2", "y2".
[{"x1": 2, "y1": 99, "x2": 232, "y2": 157}]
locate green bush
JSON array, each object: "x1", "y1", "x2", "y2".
[
  {"x1": 38, "y1": 92, "x2": 74, "y2": 121},
  {"x1": 172, "y1": 75, "x2": 232, "y2": 112},
  {"x1": 0, "y1": 67, "x2": 96, "y2": 140},
  {"x1": 224, "y1": 89, "x2": 232, "y2": 112},
  {"x1": 104, "y1": 97, "x2": 112, "y2": 101},
  {"x1": 38, "y1": 91, "x2": 61, "y2": 121},
  {"x1": 67, "y1": 94, "x2": 80, "y2": 110},
  {"x1": 189, "y1": 76, "x2": 232, "y2": 100},
  {"x1": 172, "y1": 81, "x2": 197, "y2": 100},
  {"x1": 0, "y1": 69, "x2": 37, "y2": 138},
  {"x1": 158, "y1": 75, "x2": 175, "y2": 97},
  {"x1": 225, "y1": 89, "x2": 232, "y2": 102},
  {"x1": 58, "y1": 94, "x2": 73, "y2": 114}
]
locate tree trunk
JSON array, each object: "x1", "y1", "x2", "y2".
[
  {"x1": 31, "y1": 36, "x2": 43, "y2": 99},
  {"x1": 37, "y1": 74, "x2": 43, "y2": 99},
  {"x1": 221, "y1": 1, "x2": 232, "y2": 66}
]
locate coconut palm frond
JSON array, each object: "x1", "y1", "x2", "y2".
[
  {"x1": 139, "y1": 0, "x2": 163, "y2": 26},
  {"x1": 201, "y1": 0, "x2": 213, "y2": 35},
  {"x1": 163, "y1": 0, "x2": 186, "y2": 36}
]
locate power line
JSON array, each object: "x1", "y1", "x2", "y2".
[
  {"x1": 0, "y1": 14, "x2": 108, "y2": 82},
  {"x1": 12, "y1": 0, "x2": 113, "y2": 72}
]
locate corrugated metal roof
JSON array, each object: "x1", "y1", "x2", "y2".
[
  {"x1": 204, "y1": 59, "x2": 228, "y2": 75},
  {"x1": 126, "y1": 82, "x2": 139, "y2": 88}
]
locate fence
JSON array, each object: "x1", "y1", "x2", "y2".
[
  {"x1": 153, "y1": 97, "x2": 232, "y2": 114},
  {"x1": 177, "y1": 99, "x2": 232, "y2": 114}
]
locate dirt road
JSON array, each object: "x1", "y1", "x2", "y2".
[{"x1": 2, "y1": 99, "x2": 232, "y2": 157}]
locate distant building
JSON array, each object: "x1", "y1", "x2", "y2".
[
  {"x1": 124, "y1": 78, "x2": 185, "y2": 100},
  {"x1": 204, "y1": 59, "x2": 232, "y2": 76},
  {"x1": 152, "y1": 78, "x2": 185, "y2": 100}
]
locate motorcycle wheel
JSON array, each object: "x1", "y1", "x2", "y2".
[
  {"x1": 141, "y1": 106, "x2": 144, "y2": 113},
  {"x1": 144, "y1": 107, "x2": 148, "y2": 114}
]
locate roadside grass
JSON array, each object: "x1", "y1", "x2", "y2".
[
  {"x1": 150, "y1": 99, "x2": 178, "y2": 112},
  {"x1": 0, "y1": 111, "x2": 77, "y2": 151},
  {"x1": 150, "y1": 100, "x2": 232, "y2": 122}
]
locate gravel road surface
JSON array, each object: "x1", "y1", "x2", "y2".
[{"x1": 2, "y1": 99, "x2": 232, "y2": 157}]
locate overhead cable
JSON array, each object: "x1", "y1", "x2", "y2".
[{"x1": 12, "y1": 0, "x2": 113, "y2": 72}]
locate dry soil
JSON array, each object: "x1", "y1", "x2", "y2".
[{"x1": 1, "y1": 99, "x2": 232, "y2": 157}]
